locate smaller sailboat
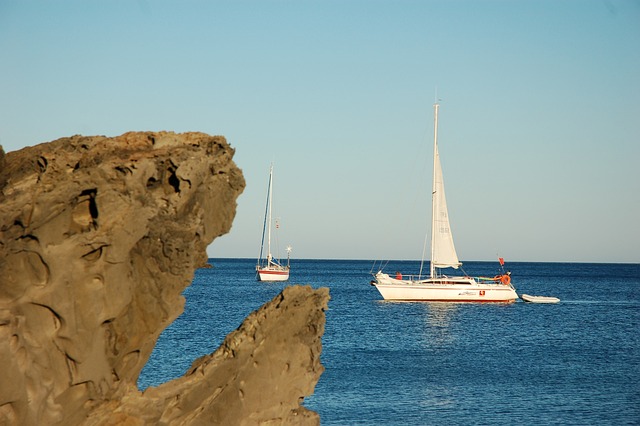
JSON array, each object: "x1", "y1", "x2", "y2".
[
  {"x1": 371, "y1": 102, "x2": 518, "y2": 302},
  {"x1": 256, "y1": 164, "x2": 291, "y2": 282}
]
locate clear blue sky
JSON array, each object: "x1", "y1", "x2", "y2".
[{"x1": 1, "y1": 1, "x2": 639, "y2": 263}]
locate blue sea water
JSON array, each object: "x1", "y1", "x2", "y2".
[{"x1": 138, "y1": 259, "x2": 640, "y2": 425}]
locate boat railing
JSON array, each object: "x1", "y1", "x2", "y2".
[{"x1": 395, "y1": 274, "x2": 425, "y2": 281}]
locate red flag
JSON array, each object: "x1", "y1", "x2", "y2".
[{"x1": 499, "y1": 257, "x2": 505, "y2": 266}]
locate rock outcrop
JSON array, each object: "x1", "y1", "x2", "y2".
[{"x1": 0, "y1": 133, "x2": 328, "y2": 425}]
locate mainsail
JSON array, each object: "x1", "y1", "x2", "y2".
[{"x1": 430, "y1": 103, "x2": 461, "y2": 276}]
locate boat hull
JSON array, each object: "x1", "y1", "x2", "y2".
[
  {"x1": 257, "y1": 267, "x2": 290, "y2": 282},
  {"x1": 520, "y1": 294, "x2": 560, "y2": 303},
  {"x1": 372, "y1": 273, "x2": 517, "y2": 302}
]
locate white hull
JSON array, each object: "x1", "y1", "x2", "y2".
[
  {"x1": 257, "y1": 266, "x2": 290, "y2": 282},
  {"x1": 520, "y1": 294, "x2": 560, "y2": 304},
  {"x1": 372, "y1": 273, "x2": 517, "y2": 302}
]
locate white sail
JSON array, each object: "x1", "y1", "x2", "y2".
[{"x1": 430, "y1": 103, "x2": 461, "y2": 275}]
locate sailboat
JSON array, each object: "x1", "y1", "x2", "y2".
[
  {"x1": 371, "y1": 102, "x2": 518, "y2": 302},
  {"x1": 256, "y1": 164, "x2": 291, "y2": 282}
]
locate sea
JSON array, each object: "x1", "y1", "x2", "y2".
[{"x1": 138, "y1": 259, "x2": 640, "y2": 425}]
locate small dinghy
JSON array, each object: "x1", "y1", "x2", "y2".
[{"x1": 520, "y1": 294, "x2": 560, "y2": 304}]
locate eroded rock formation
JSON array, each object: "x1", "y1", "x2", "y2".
[{"x1": 0, "y1": 133, "x2": 328, "y2": 425}]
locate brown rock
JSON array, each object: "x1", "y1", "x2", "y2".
[{"x1": 0, "y1": 132, "x2": 328, "y2": 425}]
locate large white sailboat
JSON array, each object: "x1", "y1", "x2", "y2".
[
  {"x1": 371, "y1": 103, "x2": 517, "y2": 302},
  {"x1": 256, "y1": 164, "x2": 291, "y2": 282}
]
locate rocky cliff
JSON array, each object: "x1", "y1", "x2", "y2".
[{"x1": 0, "y1": 133, "x2": 328, "y2": 425}]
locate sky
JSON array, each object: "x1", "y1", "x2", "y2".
[{"x1": 1, "y1": 0, "x2": 639, "y2": 263}]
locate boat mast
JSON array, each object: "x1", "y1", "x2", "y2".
[
  {"x1": 430, "y1": 102, "x2": 439, "y2": 279},
  {"x1": 266, "y1": 164, "x2": 273, "y2": 265}
]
